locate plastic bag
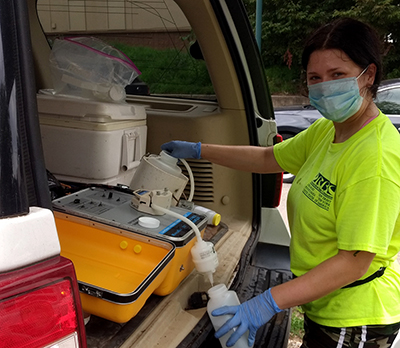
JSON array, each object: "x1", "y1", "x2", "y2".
[{"x1": 49, "y1": 37, "x2": 141, "y2": 103}]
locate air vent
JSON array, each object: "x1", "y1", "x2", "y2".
[{"x1": 179, "y1": 160, "x2": 214, "y2": 203}]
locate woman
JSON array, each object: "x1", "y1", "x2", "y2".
[{"x1": 162, "y1": 18, "x2": 400, "y2": 348}]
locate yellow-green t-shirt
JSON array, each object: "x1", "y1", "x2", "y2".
[{"x1": 273, "y1": 111, "x2": 400, "y2": 327}]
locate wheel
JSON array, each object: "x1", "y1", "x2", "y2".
[{"x1": 280, "y1": 132, "x2": 296, "y2": 183}]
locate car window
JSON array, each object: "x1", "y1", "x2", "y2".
[
  {"x1": 375, "y1": 87, "x2": 400, "y2": 114},
  {"x1": 36, "y1": 1, "x2": 215, "y2": 98}
]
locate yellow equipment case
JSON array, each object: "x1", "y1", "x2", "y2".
[{"x1": 52, "y1": 187, "x2": 208, "y2": 323}]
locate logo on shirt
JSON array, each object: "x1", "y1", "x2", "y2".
[{"x1": 302, "y1": 173, "x2": 336, "y2": 211}]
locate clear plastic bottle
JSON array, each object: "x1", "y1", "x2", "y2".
[{"x1": 207, "y1": 284, "x2": 251, "y2": 348}]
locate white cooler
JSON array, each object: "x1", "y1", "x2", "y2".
[{"x1": 37, "y1": 94, "x2": 147, "y2": 186}]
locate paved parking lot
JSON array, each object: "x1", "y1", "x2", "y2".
[{"x1": 278, "y1": 183, "x2": 290, "y2": 229}]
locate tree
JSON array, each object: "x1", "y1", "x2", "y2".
[
  {"x1": 335, "y1": 0, "x2": 400, "y2": 78},
  {"x1": 244, "y1": 0, "x2": 400, "y2": 79}
]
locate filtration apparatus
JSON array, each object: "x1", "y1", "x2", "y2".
[{"x1": 52, "y1": 187, "x2": 209, "y2": 323}]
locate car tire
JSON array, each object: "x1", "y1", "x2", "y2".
[{"x1": 280, "y1": 132, "x2": 296, "y2": 183}]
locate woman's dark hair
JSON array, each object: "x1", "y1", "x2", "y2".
[{"x1": 302, "y1": 18, "x2": 382, "y2": 97}]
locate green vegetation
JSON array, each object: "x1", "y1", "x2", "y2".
[
  {"x1": 243, "y1": 0, "x2": 400, "y2": 80},
  {"x1": 114, "y1": 43, "x2": 307, "y2": 95},
  {"x1": 114, "y1": 0, "x2": 400, "y2": 97},
  {"x1": 113, "y1": 1, "x2": 400, "y2": 96},
  {"x1": 290, "y1": 307, "x2": 305, "y2": 338},
  {"x1": 265, "y1": 66, "x2": 304, "y2": 95},
  {"x1": 112, "y1": 43, "x2": 214, "y2": 95}
]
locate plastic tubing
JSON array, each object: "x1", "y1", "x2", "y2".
[
  {"x1": 152, "y1": 203, "x2": 203, "y2": 243},
  {"x1": 180, "y1": 158, "x2": 195, "y2": 202}
]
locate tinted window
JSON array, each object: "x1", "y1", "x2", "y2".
[
  {"x1": 376, "y1": 87, "x2": 400, "y2": 114},
  {"x1": 36, "y1": 0, "x2": 214, "y2": 98}
]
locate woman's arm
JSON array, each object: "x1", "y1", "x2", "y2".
[
  {"x1": 271, "y1": 249, "x2": 376, "y2": 309},
  {"x1": 212, "y1": 250, "x2": 376, "y2": 347},
  {"x1": 161, "y1": 141, "x2": 284, "y2": 174},
  {"x1": 201, "y1": 144, "x2": 284, "y2": 174}
]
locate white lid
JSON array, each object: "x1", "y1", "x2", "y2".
[
  {"x1": 138, "y1": 217, "x2": 160, "y2": 229},
  {"x1": 37, "y1": 93, "x2": 146, "y2": 121},
  {"x1": 108, "y1": 85, "x2": 126, "y2": 102}
]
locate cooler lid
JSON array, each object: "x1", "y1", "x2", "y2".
[
  {"x1": 37, "y1": 93, "x2": 147, "y2": 122},
  {"x1": 39, "y1": 116, "x2": 146, "y2": 131}
]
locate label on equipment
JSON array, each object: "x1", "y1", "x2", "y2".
[
  {"x1": 200, "y1": 244, "x2": 216, "y2": 259},
  {"x1": 159, "y1": 212, "x2": 203, "y2": 237}
]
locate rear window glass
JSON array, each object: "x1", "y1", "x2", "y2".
[
  {"x1": 375, "y1": 87, "x2": 400, "y2": 114},
  {"x1": 37, "y1": 0, "x2": 214, "y2": 98}
]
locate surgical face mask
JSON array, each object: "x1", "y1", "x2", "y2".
[{"x1": 308, "y1": 66, "x2": 369, "y2": 123}]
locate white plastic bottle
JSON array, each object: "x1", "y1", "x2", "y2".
[
  {"x1": 193, "y1": 205, "x2": 221, "y2": 226},
  {"x1": 207, "y1": 284, "x2": 251, "y2": 348},
  {"x1": 191, "y1": 239, "x2": 219, "y2": 285}
]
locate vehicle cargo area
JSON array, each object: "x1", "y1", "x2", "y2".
[{"x1": 26, "y1": 0, "x2": 293, "y2": 346}]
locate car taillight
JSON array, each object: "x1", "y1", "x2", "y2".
[
  {"x1": 273, "y1": 134, "x2": 284, "y2": 207},
  {"x1": 0, "y1": 256, "x2": 86, "y2": 348}
]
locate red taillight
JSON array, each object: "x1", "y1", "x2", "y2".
[
  {"x1": 0, "y1": 256, "x2": 86, "y2": 348},
  {"x1": 1, "y1": 280, "x2": 76, "y2": 347},
  {"x1": 273, "y1": 134, "x2": 284, "y2": 207}
]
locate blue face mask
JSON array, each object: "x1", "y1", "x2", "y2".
[{"x1": 308, "y1": 66, "x2": 369, "y2": 123}]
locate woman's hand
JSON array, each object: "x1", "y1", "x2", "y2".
[
  {"x1": 161, "y1": 141, "x2": 201, "y2": 159},
  {"x1": 212, "y1": 289, "x2": 282, "y2": 347}
]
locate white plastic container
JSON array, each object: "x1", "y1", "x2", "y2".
[
  {"x1": 130, "y1": 151, "x2": 188, "y2": 205},
  {"x1": 191, "y1": 239, "x2": 219, "y2": 285},
  {"x1": 193, "y1": 205, "x2": 221, "y2": 226},
  {"x1": 37, "y1": 93, "x2": 147, "y2": 186},
  {"x1": 207, "y1": 284, "x2": 251, "y2": 348}
]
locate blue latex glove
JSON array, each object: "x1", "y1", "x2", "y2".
[
  {"x1": 161, "y1": 141, "x2": 201, "y2": 159},
  {"x1": 212, "y1": 289, "x2": 282, "y2": 347}
]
